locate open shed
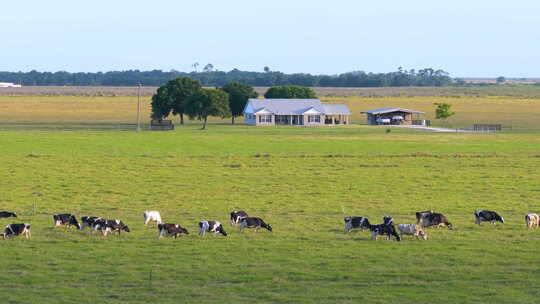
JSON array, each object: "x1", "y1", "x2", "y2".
[{"x1": 361, "y1": 107, "x2": 426, "y2": 125}]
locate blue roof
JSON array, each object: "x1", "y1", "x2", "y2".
[{"x1": 244, "y1": 99, "x2": 350, "y2": 115}]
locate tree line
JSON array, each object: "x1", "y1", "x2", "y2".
[
  {"x1": 0, "y1": 68, "x2": 455, "y2": 87},
  {"x1": 151, "y1": 78, "x2": 317, "y2": 129}
]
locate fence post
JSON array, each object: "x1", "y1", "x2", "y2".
[
  {"x1": 33, "y1": 201, "x2": 36, "y2": 216},
  {"x1": 149, "y1": 270, "x2": 153, "y2": 289}
]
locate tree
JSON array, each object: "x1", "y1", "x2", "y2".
[
  {"x1": 222, "y1": 82, "x2": 258, "y2": 124},
  {"x1": 264, "y1": 66, "x2": 270, "y2": 73},
  {"x1": 167, "y1": 77, "x2": 202, "y2": 124},
  {"x1": 496, "y1": 76, "x2": 506, "y2": 84},
  {"x1": 434, "y1": 103, "x2": 455, "y2": 126},
  {"x1": 150, "y1": 85, "x2": 172, "y2": 119},
  {"x1": 185, "y1": 88, "x2": 230, "y2": 130},
  {"x1": 203, "y1": 63, "x2": 214, "y2": 73},
  {"x1": 150, "y1": 77, "x2": 201, "y2": 124},
  {"x1": 264, "y1": 85, "x2": 317, "y2": 99}
]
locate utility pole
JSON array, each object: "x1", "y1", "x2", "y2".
[{"x1": 137, "y1": 83, "x2": 142, "y2": 132}]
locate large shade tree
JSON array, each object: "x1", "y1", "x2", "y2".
[
  {"x1": 264, "y1": 85, "x2": 317, "y2": 99},
  {"x1": 184, "y1": 88, "x2": 230, "y2": 130},
  {"x1": 150, "y1": 77, "x2": 201, "y2": 124},
  {"x1": 222, "y1": 82, "x2": 258, "y2": 124}
]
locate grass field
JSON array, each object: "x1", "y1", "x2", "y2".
[
  {"x1": 1, "y1": 95, "x2": 540, "y2": 131},
  {"x1": 1, "y1": 95, "x2": 540, "y2": 303}
]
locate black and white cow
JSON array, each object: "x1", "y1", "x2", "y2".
[
  {"x1": 415, "y1": 210, "x2": 433, "y2": 224},
  {"x1": 199, "y1": 220, "x2": 227, "y2": 236},
  {"x1": 53, "y1": 214, "x2": 81, "y2": 230},
  {"x1": 0, "y1": 211, "x2": 17, "y2": 219},
  {"x1": 230, "y1": 210, "x2": 248, "y2": 226},
  {"x1": 158, "y1": 223, "x2": 189, "y2": 239},
  {"x1": 474, "y1": 210, "x2": 504, "y2": 225},
  {"x1": 1, "y1": 223, "x2": 31, "y2": 239},
  {"x1": 93, "y1": 219, "x2": 130, "y2": 236},
  {"x1": 420, "y1": 212, "x2": 453, "y2": 229},
  {"x1": 343, "y1": 216, "x2": 371, "y2": 232},
  {"x1": 239, "y1": 217, "x2": 272, "y2": 232},
  {"x1": 81, "y1": 216, "x2": 101, "y2": 230},
  {"x1": 369, "y1": 223, "x2": 401, "y2": 241}
]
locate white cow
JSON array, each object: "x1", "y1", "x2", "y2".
[
  {"x1": 525, "y1": 213, "x2": 539, "y2": 229},
  {"x1": 143, "y1": 211, "x2": 162, "y2": 226},
  {"x1": 398, "y1": 224, "x2": 427, "y2": 240}
]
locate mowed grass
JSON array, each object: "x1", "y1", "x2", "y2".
[
  {"x1": 1, "y1": 95, "x2": 540, "y2": 131},
  {"x1": 1, "y1": 126, "x2": 540, "y2": 303}
]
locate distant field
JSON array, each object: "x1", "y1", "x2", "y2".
[
  {"x1": 0, "y1": 95, "x2": 539, "y2": 132},
  {"x1": 1, "y1": 127, "x2": 540, "y2": 303},
  {"x1": 2, "y1": 85, "x2": 540, "y2": 97}
]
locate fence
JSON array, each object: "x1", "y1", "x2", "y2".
[{"x1": 473, "y1": 124, "x2": 502, "y2": 133}]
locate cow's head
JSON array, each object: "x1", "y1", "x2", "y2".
[
  {"x1": 70, "y1": 216, "x2": 82, "y2": 230},
  {"x1": 217, "y1": 226, "x2": 227, "y2": 236},
  {"x1": 180, "y1": 226, "x2": 189, "y2": 235},
  {"x1": 446, "y1": 222, "x2": 453, "y2": 230},
  {"x1": 497, "y1": 215, "x2": 505, "y2": 223},
  {"x1": 122, "y1": 225, "x2": 130, "y2": 232},
  {"x1": 418, "y1": 229, "x2": 427, "y2": 240},
  {"x1": 344, "y1": 217, "x2": 352, "y2": 223},
  {"x1": 264, "y1": 223, "x2": 273, "y2": 232},
  {"x1": 11, "y1": 212, "x2": 17, "y2": 218}
]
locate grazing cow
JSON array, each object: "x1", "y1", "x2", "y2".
[
  {"x1": 199, "y1": 221, "x2": 227, "y2": 236},
  {"x1": 143, "y1": 211, "x2": 162, "y2": 226},
  {"x1": 53, "y1": 214, "x2": 81, "y2": 230},
  {"x1": 230, "y1": 210, "x2": 248, "y2": 226},
  {"x1": 343, "y1": 217, "x2": 371, "y2": 232},
  {"x1": 525, "y1": 213, "x2": 539, "y2": 229},
  {"x1": 1, "y1": 223, "x2": 31, "y2": 239},
  {"x1": 415, "y1": 210, "x2": 433, "y2": 224},
  {"x1": 158, "y1": 223, "x2": 189, "y2": 238},
  {"x1": 420, "y1": 212, "x2": 453, "y2": 229},
  {"x1": 398, "y1": 224, "x2": 427, "y2": 240},
  {"x1": 239, "y1": 217, "x2": 272, "y2": 232},
  {"x1": 474, "y1": 210, "x2": 504, "y2": 225},
  {"x1": 81, "y1": 216, "x2": 101, "y2": 230},
  {"x1": 93, "y1": 219, "x2": 130, "y2": 236},
  {"x1": 369, "y1": 223, "x2": 401, "y2": 241},
  {"x1": 0, "y1": 211, "x2": 17, "y2": 219}
]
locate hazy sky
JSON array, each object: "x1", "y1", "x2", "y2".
[{"x1": 2, "y1": 0, "x2": 539, "y2": 77}]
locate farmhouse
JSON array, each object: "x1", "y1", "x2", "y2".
[
  {"x1": 361, "y1": 107, "x2": 426, "y2": 125},
  {"x1": 243, "y1": 99, "x2": 351, "y2": 126}
]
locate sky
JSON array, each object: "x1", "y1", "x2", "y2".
[{"x1": 1, "y1": 0, "x2": 539, "y2": 77}]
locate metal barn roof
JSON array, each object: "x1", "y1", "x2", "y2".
[{"x1": 361, "y1": 107, "x2": 425, "y2": 114}]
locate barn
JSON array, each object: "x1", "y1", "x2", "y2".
[{"x1": 361, "y1": 107, "x2": 426, "y2": 125}]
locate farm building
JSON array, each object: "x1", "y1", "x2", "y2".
[
  {"x1": 361, "y1": 107, "x2": 426, "y2": 125},
  {"x1": 243, "y1": 99, "x2": 351, "y2": 126}
]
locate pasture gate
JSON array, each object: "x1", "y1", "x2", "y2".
[{"x1": 473, "y1": 124, "x2": 502, "y2": 133}]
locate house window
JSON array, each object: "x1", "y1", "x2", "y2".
[
  {"x1": 258, "y1": 115, "x2": 272, "y2": 123},
  {"x1": 307, "y1": 115, "x2": 320, "y2": 123}
]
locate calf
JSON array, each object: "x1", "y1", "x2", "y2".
[
  {"x1": 525, "y1": 213, "x2": 539, "y2": 229},
  {"x1": 53, "y1": 214, "x2": 81, "y2": 230},
  {"x1": 144, "y1": 211, "x2": 162, "y2": 226},
  {"x1": 81, "y1": 216, "x2": 101, "y2": 230},
  {"x1": 344, "y1": 217, "x2": 371, "y2": 232},
  {"x1": 369, "y1": 223, "x2": 401, "y2": 241},
  {"x1": 199, "y1": 221, "x2": 227, "y2": 236},
  {"x1": 474, "y1": 210, "x2": 504, "y2": 225},
  {"x1": 230, "y1": 210, "x2": 248, "y2": 226},
  {"x1": 415, "y1": 210, "x2": 433, "y2": 224},
  {"x1": 158, "y1": 223, "x2": 189, "y2": 239},
  {"x1": 239, "y1": 217, "x2": 272, "y2": 232},
  {"x1": 0, "y1": 211, "x2": 17, "y2": 219},
  {"x1": 1, "y1": 223, "x2": 31, "y2": 239},
  {"x1": 93, "y1": 219, "x2": 130, "y2": 236},
  {"x1": 398, "y1": 224, "x2": 427, "y2": 240},
  {"x1": 420, "y1": 212, "x2": 453, "y2": 229}
]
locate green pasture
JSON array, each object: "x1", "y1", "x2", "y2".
[{"x1": 1, "y1": 125, "x2": 540, "y2": 303}]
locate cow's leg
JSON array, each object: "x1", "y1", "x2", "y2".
[
  {"x1": 371, "y1": 231, "x2": 377, "y2": 241},
  {"x1": 159, "y1": 229, "x2": 165, "y2": 239},
  {"x1": 344, "y1": 222, "x2": 352, "y2": 233}
]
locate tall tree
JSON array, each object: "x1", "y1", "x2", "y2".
[
  {"x1": 150, "y1": 77, "x2": 201, "y2": 124},
  {"x1": 434, "y1": 102, "x2": 455, "y2": 126},
  {"x1": 167, "y1": 77, "x2": 201, "y2": 124},
  {"x1": 264, "y1": 85, "x2": 317, "y2": 99},
  {"x1": 185, "y1": 88, "x2": 230, "y2": 130},
  {"x1": 222, "y1": 82, "x2": 258, "y2": 124}
]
